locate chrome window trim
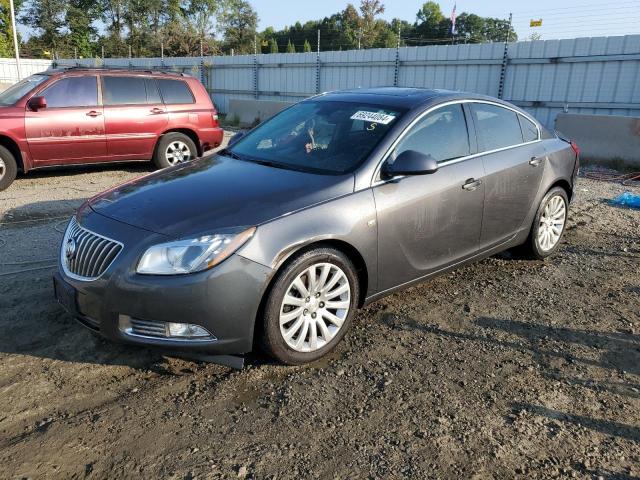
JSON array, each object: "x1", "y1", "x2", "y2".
[
  {"x1": 60, "y1": 216, "x2": 124, "y2": 282},
  {"x1": 370, "y1": 99, "x2": 541, "y2": 187}
]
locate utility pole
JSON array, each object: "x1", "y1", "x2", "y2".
[
  {"x1": 394, "y1": 24, "x2": 401, "y2": 87},
  {"x1": 497, "y1": 12, "x2": 512, "y2": 99},
  {"x1": 315, "y1": 29, "x2": 321, "y2": 94},
  {"x1": 358, "y1": 28, "x2": 362, "y2": 49},
  {"x1": 9, "y1": 0, "x2": 21, "y2": 80}
]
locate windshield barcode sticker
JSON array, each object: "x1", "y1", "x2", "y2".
[{"x1": 350, "y1": 111, "x2": 396, "y2": 124}]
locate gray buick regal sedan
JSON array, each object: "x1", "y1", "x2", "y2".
[{"x1": 55, "y1": 87, "x2": 579, "y2": 365}]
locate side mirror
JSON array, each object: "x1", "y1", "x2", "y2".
[
  {"x1": 228, "y1": 130, "x2": 246, "y2": 147},
  {"x1": 28, "y1": 96, "x2": 47, "y2": 111},
  {"x1": 382, "y1": 150, "x2": 438, "y2": 178}
]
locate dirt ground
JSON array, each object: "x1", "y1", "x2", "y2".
[{"x1": 0, "y1": 144, "x2": 638, "y2": 479}]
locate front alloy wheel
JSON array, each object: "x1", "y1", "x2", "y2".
[
  {"x1": 279, "y1": 263, "x2": 351, "y2": 353},
  {"x1": 262, "y1": 248, "x2": 359, "y2": 365}
]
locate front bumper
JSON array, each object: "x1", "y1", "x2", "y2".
[{"x1": 54, "y1": 211, "x2": 272, "y2": 355}]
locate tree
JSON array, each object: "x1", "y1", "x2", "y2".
[
  {"x1": 286, "y1": 39, "x2": 295, "y2": 53},
  {"x1": 269, "y1": 37, "x2": 278, "y2": 53},
  {"x1": 359, "y1": 0, "x2": 385, "y2": 48},
  {"x1": 303, "y1": 39, "x2": 311, "y2": 52},
  {"x1": 0, "y1": 0, "x2": 24, "y2": 57},
  {"x1": 415, "y1": 1, "x2": 446, "y2": 40},
  {"x1": 219, "y1": 0, "x2": 258, "y2": 54},
  {"x1": 66, "y1": 0, "x2": 98, "y2": 58},
  {"x1": 20, "y1": 0, "x2": 67, "y2": 54}
]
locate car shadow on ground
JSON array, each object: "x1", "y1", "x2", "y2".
[{"x1": 378, "y1": 313, "x2": 640, "y2": 444}]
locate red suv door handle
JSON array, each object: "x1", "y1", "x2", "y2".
[
  {"x1": 86, "y1": 110, "x2": 102, "y2": 117},
  {"x1": 150, "y1": 107, "x2": 165, "y2": 114}
]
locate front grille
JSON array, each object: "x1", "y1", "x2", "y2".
[
  {"x1": 128, "y1": 318, "x2": 168, "y2": 338},
  {"x1": 62, "y1": 217, "x2": 123, "y2": 280}
]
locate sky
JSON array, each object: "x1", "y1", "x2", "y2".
[{"x1": 252, "y1": 0, "x2": 640, "y2": 40}]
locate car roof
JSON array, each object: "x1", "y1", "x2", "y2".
[
  {"x1": 45, "y1": 67, "x2": 190, "y2": 78},
  {"x1": 315, "y1": 87, "x2": 517, "y2": 112}
]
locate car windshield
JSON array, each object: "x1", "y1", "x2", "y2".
[
  {"x1": 0, "y1": 74, "x2": 49, "y2": 106},
  {"x1": 227, "y1": 100, "x2": 405, "y2": 174}
]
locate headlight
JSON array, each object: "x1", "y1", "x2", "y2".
[{"x1": 137, "y1": 227, "x2": 255, "y2": 275}]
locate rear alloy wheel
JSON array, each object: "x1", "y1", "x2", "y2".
[
  {"x1": 0, "y1": 145, "x2": 18, "y2": 191},
  {"x1": 261, "y1": 248, "x2": 359, "y2": 365},
  {"x1": 524, "y1": 187, "x2": 569, "y2": 259},
  {"x1": 153, "y1": 133, "x2": 197, "y2": 169}
]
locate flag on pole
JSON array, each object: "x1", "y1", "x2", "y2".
[{"x1": 450, "y1": 4, "x2": 458, "y2": 35}]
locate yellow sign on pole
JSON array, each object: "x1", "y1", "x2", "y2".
[{"x1": 530, "y1": 19, "x2": 543, "y2": 27}]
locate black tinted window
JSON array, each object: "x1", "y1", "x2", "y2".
[
  {"x1": 103, "y1": 76, "x2": 148, "y2": 105},
  {"x1": 519, "y1": 114, "x2": 539, "y2": 142},
  {"x1": 145, "y1": 78, "x2": 161, "y2": 104},
  {"x1": 472, "y1": 103, "x2": 524, "y2": 151},
  {"x1": 41, "y1": 76, "x2": 97, "y2": 108},
  {"x1": 395, "y1": 104, "x2": 470, "y2": 162},
  {"x1": 158, "y1": 79, "x2": 194, "y2": 104}
]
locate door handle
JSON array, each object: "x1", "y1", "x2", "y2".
[
  {"x1": 150, "y1": 107, "x2": 165, "y2": 114},
  {"x1": 529, "y1": 156, "x2": 543, "y2": 167},
  {"x1": 86, "y1": 110, "x2": 102, "y2": 117},
  {"x1": 462, "y1": 178, "x2": 482, "y2": 191}
]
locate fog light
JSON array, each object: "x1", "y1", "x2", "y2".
[{"x1": 167, "y1": 322, "x2": 211, "y2": 338}]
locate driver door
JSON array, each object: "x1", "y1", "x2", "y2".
[
  {"x1": 373, "y1": 103, "x2": 485, "y2": 291},
  {"x1": 25, "y1": 75, "x2": 107, "y2": 166}
]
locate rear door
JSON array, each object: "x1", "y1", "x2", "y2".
[
  {"x1": 469, "y1": 102, "x2": 546, "y2": 250},
  {"x1": 102, "y1": 75, "x2": 168, "y2": 160},
  {"x1": 25, "y1": 75, "x2": 107, "y2": 165},
  {"x1": 373, "y1": 103, "x2": 485, "y2": 291}
]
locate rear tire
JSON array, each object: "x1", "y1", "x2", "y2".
[
  {"x1": 0, "y1": 145, "x2": 18, "y2": 191},
  {"x1": 153, "y1": 132, "x2": 198, "y2": 169},
  {"x1": 261, "y1": 247, "x2": 359, "y2": 365},
  {"x1": 521, "y1": 187, "x2": 569, "y2": 260}
]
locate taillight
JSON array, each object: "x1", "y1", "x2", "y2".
[
  {"x1": 570, "y1": 140, "x2": 580, "y2": 157},
  {"x1": 212, "y1": 112, "x2": 219, "y2": 121}
]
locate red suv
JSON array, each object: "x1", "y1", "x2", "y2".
[{"x1": 0, "y1": 67, "x2": 223, "y2": 190}]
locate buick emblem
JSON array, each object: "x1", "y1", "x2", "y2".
[{"x1": 65, "y1": 237, "x2": 77, "y2": 260}]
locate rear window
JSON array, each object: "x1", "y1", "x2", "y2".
[
  {"x1": 471, "y1": 103, "x2": 524, "y2": 152},
  {"x1": 158, "y1": 79, "x2": 195, "y2": 104},
  {"x1": 103, "y1": 76, "x2": 150, "y2": 105}
]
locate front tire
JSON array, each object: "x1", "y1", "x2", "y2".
[
  {"x1": 261, "y1": 248, "x2": 359, "y2": 365},
  {"x1": 153, "y1": 132, "x2": 198, "y2": 169},
  {"x1": 522, "y1": 187, "x2": 569, "y2": 259},
  {"x1": 0, "y1": 145, "x2": 18, "y2": 191}
]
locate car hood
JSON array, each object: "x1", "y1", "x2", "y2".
[{"x1": 89, "y1": 154, "x2": 354, "y2": 238}]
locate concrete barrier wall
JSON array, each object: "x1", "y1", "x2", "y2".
[
  {"x1": 227, "y1": 99, "x2": 293, "y2": 127},
  {"x1": 555, "y1": 113, "x2": 640, "y2": 168}
]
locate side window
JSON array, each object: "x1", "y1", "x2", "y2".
[
  {"x1": 145, "y1": 78, "x2": 161, "y2": 104},
  {"x1": 518, "y1": 114, "x2": 539, "y2": 143},
  {"x1": 103, "y1": 76, "x2": 148, "y2": 105},
  {"x1": 395, "y1": 104, "x2": 470, "y2": 162},
  {"x1": 471, "y1": 103, "x2": 524, "y2": 152},
  {"x1": 158, "y1": 79, "x2": 195, "y2": 104},
  {"x1": 40, "y1": 76, "x2": 98, "y2": 108}
]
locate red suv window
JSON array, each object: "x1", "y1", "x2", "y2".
[
  {"x1": 158, "y1": 79, "x2": 194, "y2": 104},
  {"x1": 41, "y1": 76, "x2": 98, "y2": 108}
]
